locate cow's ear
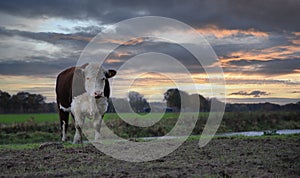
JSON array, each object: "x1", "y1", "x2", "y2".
[
  {"x1": 105, "y1": 69, "x2": 117, "y2": 78},
  {"x1": 80, "y1": 63, "x2": 89, "y2": 69}
]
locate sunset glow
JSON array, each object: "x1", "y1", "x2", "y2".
[{"x1": 0, "y1": 1, "x2": 299, "y2": 105}]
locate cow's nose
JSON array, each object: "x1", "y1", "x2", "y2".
[{"x1": 94, "y1": 91, "x2": 103, "y2": 99}]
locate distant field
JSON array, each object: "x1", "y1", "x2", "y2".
[
  {"x1": 0, "y1": 113, "x2": 178, "y2": 124},
  {"x1": 0, "y1": 111, "x2": 299, "y2": 135},
  {"x1": 103, "y1": 112, "x2": 207, "y2": 121},
  {"x1": 0, "y1": 112, "x2": 209, "y2": 124},
  {"x1": 0, "y1": 113, "x2": 58, "y2": 124}
]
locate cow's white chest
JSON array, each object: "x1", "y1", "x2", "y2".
[
  {"x1": 71, "y1": 92, "x2": 108, "y2": 144},
  {"x1": 71, "y1": 93, "x2": 108, "y2": 118}
]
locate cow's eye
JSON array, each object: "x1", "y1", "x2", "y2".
[
  {"x1": 102, "y1": 77, "x2": 106, "y2": 80},
  {"x1": 86, "y1": 77, "x2": 90, "y2": 80}
]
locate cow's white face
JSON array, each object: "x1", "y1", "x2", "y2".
[{"x1": 81, "y1": 63, "x2": 116, "y2": 98}]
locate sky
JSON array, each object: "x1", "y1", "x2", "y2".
[{"x1": 0, "y1": 0, "x2": 299, "y2": 104}]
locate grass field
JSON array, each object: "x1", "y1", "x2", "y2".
[
  {"x1": 0, "y1": 113, "x2": 58, "y2": 124},
  {"x1": 0, "y1": 113, "x2": 173, "y2": 123},
  {"x1": 0, "y1": 112, "x2": 299, "y2": 131},
  {"x1": 0, "y1": 111, "x2": 299, "y2": 144},
  {"x1": 0, "y1": 112, "x2": 299, "y2": 132},
  {"x1": 0, "y1": 112, "x2": 207, "y2": 123},
  {"x1": 0, "y1": 112, "x2": 299, "y2": 177}
]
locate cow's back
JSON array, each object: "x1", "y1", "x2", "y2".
[{"x1": 56, "y1": 67, "x2": 75, "y2": 108}]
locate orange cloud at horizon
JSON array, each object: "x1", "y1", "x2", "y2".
[
  {"x1": 105, "y1": 58, "x2": 123, "y2": 64},
  {"x1": 102, "y1": 37, "x2": 144, "y2": 46},
  {"x1": 220, "y1": 43, "x2": 300, "y2": 65},
  {"x1": 219, "y1": 45, "x2": 300, "y2": 71},
  {"x1": 195, "y1": 25, "x2": 269, "y2": 38}
]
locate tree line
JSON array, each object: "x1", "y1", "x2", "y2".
[
  {"x1": 0, "y1": 89, "x2": 299, "y2": 114},
  {"x1": 0, "y1": 90, "x2": 56, "y2": 113}
]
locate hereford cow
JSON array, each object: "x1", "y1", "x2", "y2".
[{"x1": 56, "y1": 62, "x2": 116, "y2": 142}]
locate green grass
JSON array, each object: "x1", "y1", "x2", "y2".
[
  {"x1": 0, "y1": 112, "x2": 208, "y2": 123},
  {"x1": 0, "y1": 131, "x2": 60, "y2": 144},
  {"x1": 0, "y1": 143, "x2": 40, "y2": 150},
  {"x1": 0, "y1": 111, "x2": 298, "y2": 125},
  {"x1": 0, "y1": 113, "x2": 58, "y2": 124},
  {"x1": 103, "y1": 112, "x2": 207, "y2": 121}
]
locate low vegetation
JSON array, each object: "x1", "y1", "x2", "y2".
[
  {"x1": 0, "y1": 111, "x2": 299, "y2": 177},
  {"x1": 0, "y1": 111, "x2": 299, "y2": 144},
  {"x1": 0, "y1": 113, "x2": 57, "y2": 124}
]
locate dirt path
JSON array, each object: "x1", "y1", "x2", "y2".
[{"x1": 1, "y1": 136, "x2": 299, "y2": 177}]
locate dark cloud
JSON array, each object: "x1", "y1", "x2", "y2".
[
  {"x1": 103, "y1": 38, "x2": 207, "y2": 74},
  {"x1": 0, "y1": 27, "x2": 298, "y2": 77},
  {"x1": 230, "y1": 90, "x2": 270, "y2": 98},
  {"x1": 0, "y1": 27, "x2": 90, "y2": 49},
  {"x1": 0, "y1": 0, "x2": 299, "y2": 32},
  {"x1": 1, "y1": 26, "x2": 298, "y2": 77},
  {"x1": 0, "y1": 58, "x2": 76, "y2": 76},
  {"x1": 214, "y1": 32, "x2": 294, "y2": 59},
  {"x1": 226, "y1": 58, "x2": 300, "y2": 75},
  {"x1": 224, "y1": 0, "x2": 300, "y2": 32},
  {"x1": 0, "y1": 28, "x2": 208, "y2": 75}
]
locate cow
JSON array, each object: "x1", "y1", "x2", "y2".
[{"x1": 55, "y1": 62, "x2": 116, "y2": 142}]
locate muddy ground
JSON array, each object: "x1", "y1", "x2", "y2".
[{"x1": 1, "y1": 136, "x2": 299, "y2": 177}]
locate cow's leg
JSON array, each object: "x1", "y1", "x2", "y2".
[
  {"x1": 73, "y1": 124, "x2": 82, "y2": 144},
  {"x1": 73, "y1": 113, "x2": 84, "y2": 144},
  {"x1": 93, "y1": 113, "x2": 103, "y2": 141},
  {"x1": 59, "y1": 109, "x2": 69, "y2": 142}
]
